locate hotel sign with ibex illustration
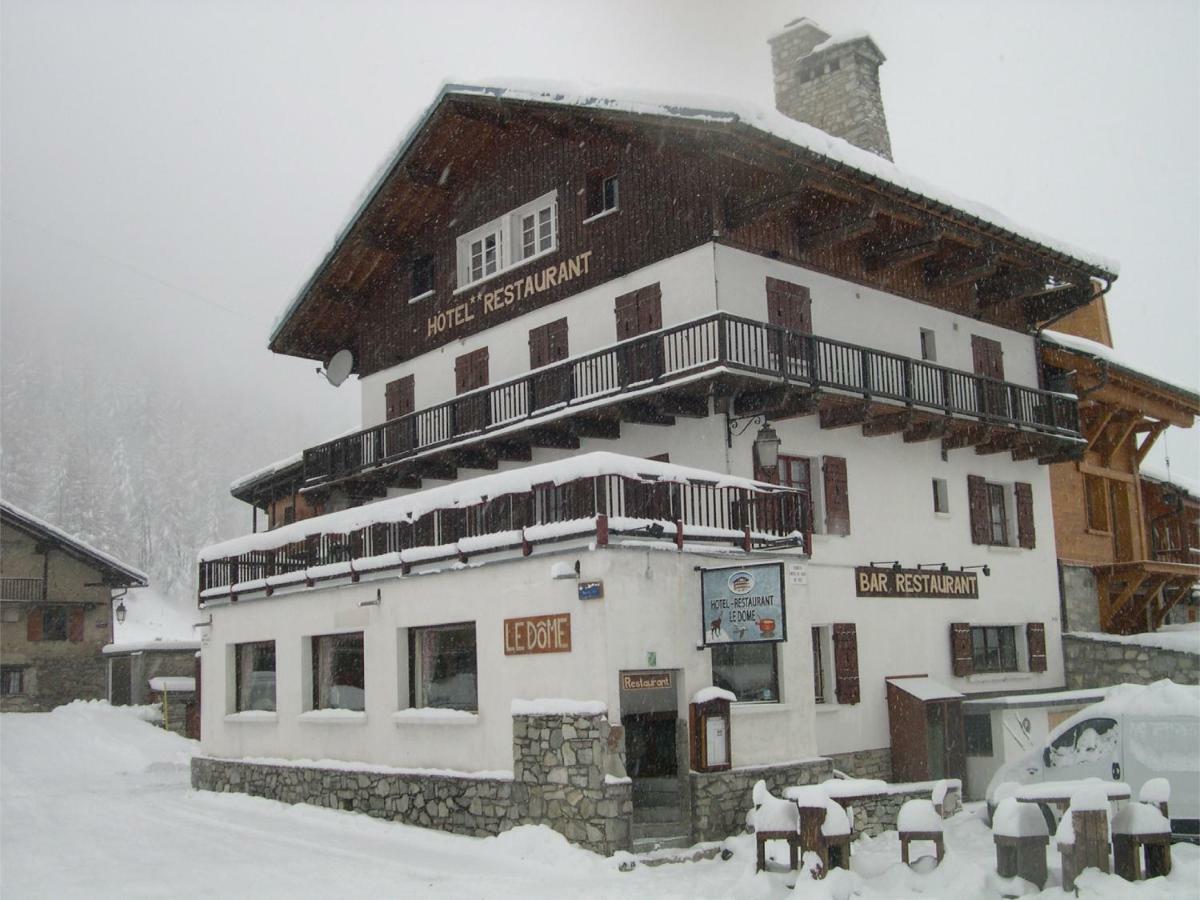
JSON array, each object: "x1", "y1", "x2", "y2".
[
  {"x1": 426, "y1": 250, "x2": 594, "y2": 339},
  {"x1": 699, "y1": 563, "x2": 786, "y2": 646}
]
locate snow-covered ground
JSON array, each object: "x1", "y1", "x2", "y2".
[{"x1": 2, "y1": 703, "x2": 1197, "y2": 898}]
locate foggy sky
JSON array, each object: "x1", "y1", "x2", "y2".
[{"x1": 3, "y1": 0, "x2": 1197, "y2": 479}]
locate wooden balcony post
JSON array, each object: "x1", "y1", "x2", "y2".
[
  {"x1": 743, "y1": 525, "x2": 752, "y2": 553},
  {"x1": 675, "y1": 518, "x2": 685, "y2": 550},
  {"x1": 596, "y1": 514, "x2": 609, "y2": 548}
]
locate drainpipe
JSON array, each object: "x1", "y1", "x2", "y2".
[{"x1": 1036, "y1": 275, "x2": 1117, "y2": 400}]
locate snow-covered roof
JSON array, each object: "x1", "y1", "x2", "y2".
[
  {"x1": 887, "y1": 676, "x2": 963, "y2": 702},
  {"x1": 200, "y1": 451, "x2": 798, "y2": 562},
  {"x1": 103, "y1": 640, "x2": 201, "y2": 656},
  {"x1": 271, "y1": 78, "x2": 1119, "y2": 346},
  {"x1": 231, "y1": 427, "x2": 364, "y2": 495},
  {"x1": 1140, "y1": 459, "x2": 1200, "y2": 503},
  {"x1": 1057, "y1": 679, "x2": 1200, "y2": 719},
  {"x1": 0, "y1": 499, "x2": 148, "y2": 587},
  {"x1": 1040, "y1": 330, "x2": 1200, "y2": 402},
  {"x1": 148, "y1": 676, "x2": 195, "y2": 693}
]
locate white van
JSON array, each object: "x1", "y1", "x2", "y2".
[{"x1": 986, "y1": 680, "x2": 1199, "y2": 839}]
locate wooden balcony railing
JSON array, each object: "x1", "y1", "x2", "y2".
[
  {"x1": 199, "y1": 472, "x2": 810, "y2": 597},
  {"x1": 0, "y1": 577, "x2": 44, "y2": 602},
  {"x1": 304, "y1": 312, "x2": 1081, "y2": 486}
]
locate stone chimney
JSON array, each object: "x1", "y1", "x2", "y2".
[{"x1": 768, "y1": 18, "x2": 893, "y2": 161}]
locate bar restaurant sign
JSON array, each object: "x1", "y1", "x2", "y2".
[
  {"x1": 699, "y1": 563, "x2": 786, "y2": 646},
  {"x1": 854, "y1": 566, "x2": 979, "y2": 599},
  {"x1": 503, "y1": 612, "x2": 572, "y2": 655}
]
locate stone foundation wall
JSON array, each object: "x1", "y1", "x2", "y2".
[
  {"x1": 849, "y1": 783, "x2": 960, "y2": 838},
  {"x1": 689, "y1": 758, "x2": 833, "y2": 843},
  {"x1": 192, "y1": 711, "x2": 632, "y2": 856},
  {"x1": 0, "y1": 655, "x2": 107, "y2": 712},
  {"x1": 1062, "y1": 634, "x2": 1200, "y2": 688},
  {"x1": 823, "y1": 746, "x2": 892, "y2": 782}
]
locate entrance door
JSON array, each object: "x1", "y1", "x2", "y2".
[
  {"x1": 109, "y1": 657, "x2": 132, "y2": 706},
  {"x1": 619, "y1": 670, "x2": 682, "y2": 822}
]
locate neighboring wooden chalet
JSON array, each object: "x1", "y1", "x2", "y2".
[
  {"x1": 201, "y1": 20, "x2": 1122, "y2": 851},
  {"x1": 1039, "y1": 296, "x2": 1199, "y2": 634},
  {"x1": 0, "y1": 500, "x2": 148, "y2": 711}
]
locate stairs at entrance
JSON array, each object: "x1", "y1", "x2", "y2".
[{"x1": 631, "y1": 777, "x2": 689, "y2": 851}]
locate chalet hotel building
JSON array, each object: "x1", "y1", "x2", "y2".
[{"x1": 193, "y1": 21, "x2": 1119, "y2": 852}]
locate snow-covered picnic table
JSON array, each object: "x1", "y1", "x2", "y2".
[
  {"x1": 783, "y1": 778, "x2": 888, "y2": 806},
  {"x1": 1015, "y1": 778, "x2": 1131, "y2": 812}
]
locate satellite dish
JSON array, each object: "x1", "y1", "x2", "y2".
[{"x1": 322, "y1": 349, "x2": 354, "y2": 387}]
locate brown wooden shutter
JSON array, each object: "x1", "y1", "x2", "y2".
[
  {"x1": 970, "y1": 335, "x2": 1005, "y2": 380},
  {"x1": 26, "y1": 607, "x2": 43, "y2": 642},
  {"x1": 68, "y1": 607, "x2": 85, "y2": 642},
  {"x1": 614, "y1": 285, "x2": 662, "y2": 340},
  {"x1": 384, "y1": 376, "x2": 413, "y2": 421},
  {"x1": 967, "y1": 475, "x2": 990, "y2": 544},
  {"x1": 950, "y1": 622, "x2": 974, "y2": 676},
  {"x1": 822, "y1": 456, "x2": 850, "y2": 535},
  {"x1": 529, "y1": 318, "x2": 569, "y2": 369},
  {"x1": 614, "y1": 291, "x2": 638, "y2": 340},
  {"x1": 1015, "y1": 482, "x2": 1035, "y2": 549},
  {"x1": 766, "y1": 277, "x2": 812, "y2": 333},
  {"x1": 832, "y1": 623, "x2": 860, "y2": 704},
  {"x1": 455, "y1": 349, "x2": 489, "y2": 394},
  {"x1": 1027, "y1": 622, "x2": 1047, "y2": 673}
]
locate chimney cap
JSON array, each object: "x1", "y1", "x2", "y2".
[{"x1": 768, "y1": 17, "x2": 830, "y2": 45}]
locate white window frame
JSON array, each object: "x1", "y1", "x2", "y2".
[
  {"x1": 455, "y1": 190, "x2": 558, "y2": 292},
  {"x1": 932, "y1": 477, "x2": 950, "y2": 515},
  {"x1": 919, "y1": 327, "x2": 937, "y2": 362}
]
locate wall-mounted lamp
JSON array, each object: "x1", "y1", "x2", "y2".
[
  {"x1": 358, "y1": 588, "x2": 383, "y2": 607},
  {"x1": 626, "y1": 523, "x2": 666, "y2": 539},
  {"x1": 960, "y1": 565, "x2": 991, "y2": 577},
  {"x1": 918, "y1": 563, "x2": 950, "y2": 573},
  {"x1": 870, "y1": 560, "x2": 904, "y2": 572},
  {"x1": 114, "y1": 601, "x2": 127, "y2": 624}
]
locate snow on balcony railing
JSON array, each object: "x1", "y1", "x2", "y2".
[
  {"x1": 303, "y1": 312, "x2": 1082, "y2": 486},
  {"x1": 199, "y1": 453, "x2": 811, "y2": 600}
]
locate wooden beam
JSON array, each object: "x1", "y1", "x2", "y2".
[
  {"x1": 863, "y1": 228, "x2": 943, "y2": 272},
  {"x1": 1011, "y1": 437, "x2": 1061, "y2": 461},
  {"x1": 924, "y1": 252, "x2": 999, "y2": 290},
  {"x1": 1135, "y1": 422, "x2": 1168, "y2": 466},
  {"x1": 453, "y1": 448, "x2": 498, "y2": 471},
  {"x1": 657, "y1": 391, "x2": 709, "y2": 418},
  {"x1": 526, "y1": 427, "x2": 580, "y2": 450},
  {"x1": 1084, "y1": 407, "x2": 1117, "y2": 453},
  {"x1": 768, "y1": 389, "x2": 821, "y2": 421},
  {"x1": 975, "y1": 268, "x2": 1050, "y2": 307},
  {"x1": 491, "y1": 440, "x2": 532, "y2": 462},
  {"x1": 385, "y1": 471, "x2": 422, "y2": 490},
  {"x1": 1102, "y1": 414, "x2": 1142, "y2": 467},
  {"x1": 726, "y1": 187, "x2": 808, "y2": 230},
  {"x1": 1101, "y1": 570, "x2": 1150, "y2": 630},
  {"x1": 941, "y1": 425, "x2": 990, "y2": 451},
  {"x1": 902, "y1": 417, "x2": 949, "y2": 443},
  {"x1": 619, "y1": 402, "x2": 676, "y2": 426},
  {"x1": 819, "y1": 400, "x2": 872, "y2": 430},
  {"x1": 797, "y1": 208, "x2": 878, "y2": 252},
  {"x1": 1152, "y1": 579, "x2": 1195, "y2": 629},
  {"x1": 974, "y1": 430, "x2": 1027, "y2": 455},
  {"x1": 411, "y1": 459, "x2": 457, "y2": 481},
  {"x1": 862, "y1": 411, "x2": 913, "y2": 437},
  {"x1": 570, "y1": 416, "x2": 621, "y2": 440}
]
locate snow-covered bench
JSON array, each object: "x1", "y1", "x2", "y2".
[
  {"x1": 897, "y1": 799, "x2": 944, "y2": 866},
  {"x1": 1056, "y1": 787, "x2": 1111, "y2": 892},
  {"x1": 751, "y1": 780, "x2": 801, "y2": 873},
  {"x1": 992, "y1": 797, "x2": 1049, "y2": 889},
  {"x1": 1112, "y1": 801, "x2": 1172, "y2": 882}
]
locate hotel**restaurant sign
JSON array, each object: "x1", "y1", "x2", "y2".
[
  {"x1": 854, "y1": 566, "x2": 979, "y2": 599},
  {"x1": 699, "y1": 563, "x2": 786, "y2": 646}
]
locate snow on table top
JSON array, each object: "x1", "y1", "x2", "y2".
[
  {"x1": 1112, "y1": 802, "x2": 1170, "y2": 836},
  {"x1": 897, "y1": 799, "x2": 942, "y2": 833},
  {"x1": 1067, "y1": 628, "x2": 1200, "y2": 656},
  {"x1": 0, "y1": 498, "x2": 148, "y2": 585},
  {"x1": 1040, "y1": 330, "x2": 1200, "y2": 399},
  {"x1": 201, "y1": 451, "x2": 789, "y2": 561},
  {"x1": 1016, "y1": 779, "x2": 1130, "y2": 802},
  {"x1": 148, "y1": 677, "x2": 194, "y2": 693},
  {"x1": 272, "y1": 77, "x2": 1118, "y2": 345},
  {"x1": 993, "y1": 798, "x2": 1049, "y2": 838},
  {"x1": 1139, "y1": 777, "x2": 1171, "y2": 804},
  {"x1": 510, "y1": 698, "x2": 607, "y2": 717},
  {"x1": 887, "y1": 676, "x2": 964, "y2": 702}
]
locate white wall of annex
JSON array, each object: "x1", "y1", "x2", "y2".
[{"x1": 359, "y1": 244, "x2": 719, "y2": 428}]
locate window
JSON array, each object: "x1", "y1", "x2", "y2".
[
  {"x1": 235, "y1": 641, "x2": 276, "y2": 712},
  {"x1": 586, "y1": 171, "x2": 619, "y2": 218},
  {"x1": 968, "y1": 476, "x2": 1034, "y2": 548},
  {"x1": 1045, "y1": 717, "x2": 1119, "y2": 770},
  {"x1": 1, "y1": 607, "x2": 19, "y2": 624},
  {"x1": 311, "y1": 632, "x2": 365, "y2": 711},
  {"x1": 971, "y1": 626, "x2": 1018, "y2": 673},
  {"x1": 779, "y1": 455, "x2": 812, "y2": 492},
  {"x1": 932, "y1": 478, "x2": 949, "y2": 514},
  {"x1": 411, "y1": 255, "x2": 434, "y2": 300},
  {"x1": 811, "y1": 626, "x2": 829, "y2": 704},
  {"x1": 455, "y1": 190, "x2": 558, "y2": 289},
  {"x1": 1, "y1": 666, "x2": 24, "y2": 695},
  {"x1": 42, "y1": 607, "x2": 68, "y2": 641},
  {"x1": 1085, "y1": 474, "x2": 1109, "y2": 532},
  {"x1": 964, "y1": 714, "x2": 993, "y2": 757},
  {"x1": 409, "y1": 623, "x2": 477, "y2": 711},
  {"x1": 711, "y1": 643, "x2": 779, "y2": 703},
  {"x1": 919, "y1": 328, "x2": 937, "y2": 362}
]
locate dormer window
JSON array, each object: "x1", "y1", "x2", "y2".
[{"x1": 456, "y1": 190, "x2": 558, "y2": 290}]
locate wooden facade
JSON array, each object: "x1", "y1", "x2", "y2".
[{"x1": 1041, "y1": 297, "x2": 1199, "y2": 633}]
